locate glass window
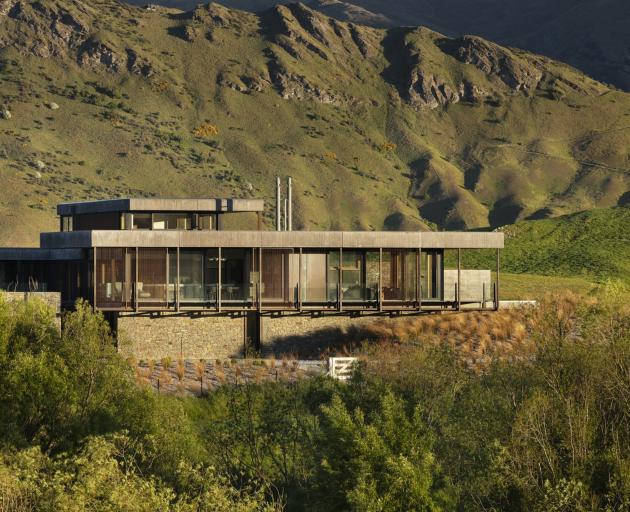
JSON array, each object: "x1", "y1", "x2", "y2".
[
  {"x1": 95, "y1": 248, "x2": 134, "y2": 308},
  {"x1": 366, "y1": 251, "x2": 380, "y2": 301},
  {"x1": 342, "y1": 251, "x2": 365, "y2": 301},
  {"x1": 152, "y1": 213, "x2": 191, "y2": 230},
  {"x1": 179, "y1": 250, "x2": 205, "y2": 303},
  {"x1": 168, "y1": 250, "x2": 177, "y2": 303},
  {"x1": 132, "y1": 213, "x2": 152, "y2": 230},
  {"x1": 421, "y1": 250, "x2": 443, "y2": 300},
  {"x1": 137, "y1": 248, "x2": 167, "y2": 305},
  {"x1": 261, "y1": 249, "x2": 294, "y2": 303},
  {"x1": 61, "y1": 216, "x2": 73, "y2": 232},
  {"x1": 301, "y1": 252, "x2": 327, "y2": 303},
  {"x1": 382, "y1": 249, "x2": 417, "y2": 301},
  {"x1": 197, "y1": 214, "x2": 214, "y2": 230},
  {"x1": 327, "y1": 251, "x2": 340, "y2": 302},
  {"x1": 221, "y1": 249, "x2": 253, "y2": 302}
]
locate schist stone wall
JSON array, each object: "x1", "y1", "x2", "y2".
[
  {"x1": 117, "y1": 315, "x2": 247, "y2": 360},
  {"x1": 3, "y1": 292, "x2": 62, "y2": 329},
  {"x1": 117, "y1": 313, "x2": 380, "y2": 360}
]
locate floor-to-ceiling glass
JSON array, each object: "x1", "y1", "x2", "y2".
[
  {"x1": 421, "y1": 249, "x2": 443, "y2": 300},
  {"x1": 221, "y1": 249, "x2": 253, "y2": 303}
]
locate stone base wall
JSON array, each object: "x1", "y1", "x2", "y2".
[
  {"x1": 3, "y1": 291, "x2": 61, "y2": 312},
  {"x1": 117, "y1": 315, "x2": 246, "y2": 360},
  {"x1": 2, "y1": 291, "x2": 62, "y2": 329},
  {"x1": 117, "y1": 313, "x2": 381, "y2": 360}
]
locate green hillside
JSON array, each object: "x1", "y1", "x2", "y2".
[
  {"x1": 464, "y1": 205, "x2": 630, "y2": 284},
  {"x1": 0, "y1": 1, "x2": 629, "y2": 245}
]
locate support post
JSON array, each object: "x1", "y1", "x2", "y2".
[
  {"x1": 176, "y1": 247, "x2": 180, "y2": 312},
  {"x1": 417, "y1": 248, "x2": 422, "y2": 312},
  {"x1": 338, "y1": 248, "x2": 343, "y2": 312},
  {"x1": 258, "y1": 248, "x2": 262, "y2": 312},
  {"x1": 415, "y1": 248, "x2": 420, "y2": 310},
  {"x1": 134, "y1": 247, "x2": 138, "y2": 312},
  {"x1": 298, "y1": 247, "x2": 302, "y2": 312},
  {"x1": 457, "y1": 248, "x2": 461, "y2": 311},
  {"x1": 378, "y1": 248, "x2": 383, "y2": 312},
  {"x1": 218, "y1": 247, "x2": 222, "y2": 313},
  {"x1": 496, "y1": 248, "x2": 500, "y2": 311},
  {"x1": 92, "y1": 248, "x2": 97, "y2": 309}
]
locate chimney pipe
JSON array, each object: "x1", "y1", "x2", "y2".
[
  {"x1": 275, "y1": 176, "x2": 281, "y2": 231},
  {"x1": 283, "y1": 198, "x2": 288, "y2": 231},
  {"x1": 287, "y1": 176, "x2": 293, "y2": 231}
]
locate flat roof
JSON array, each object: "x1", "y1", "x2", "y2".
[
  {"x1": 57, "y1": 198, "x2": 265, "y2": 215},
  {"x1": 0, "y1": 248, "x2": 85, "y2": 261},
  {"x1": 40, "y1": 230, "x2": 504, "y2": 250}
]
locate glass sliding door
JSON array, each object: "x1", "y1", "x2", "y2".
[
  {"x1": 341, "y1": 251, "x2": 365, "y2": 301},
  {"x1": 301, "y1": 252, "x2": 328, "y2": 303},
  {"x1": 95, "y1": 247, "x2": 134, "y2": 309},
  {"x1": 261, "y1": 249, "x2": 297, "y2": 305},
  {"x1": 382, "y1": 249, "x2": 417, "y2": 302},
  {"x1": 179, "y1": 250, "x2": 205, "y2": 304},
  {"x1": 137, "y1": 248, "x2": 167, "y2": 307},
  {"x1": 327, "y1": 251, "x2": 341, "y2": 302},
  {"x1": 365, "y1": 251, "x2": 380, "y2": 302},
  {"x1": 221, "y1": 249, "x2": 253, "y2": 303},
  {"x1": 205, "y1": 249, "x2": 219, "y2": 304},
  {"x1": 421, "y1": 249, "x2": 443, "y2": 301}
]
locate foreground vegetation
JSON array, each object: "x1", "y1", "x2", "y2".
[{"x1": 0, "y1": 292, "x2": 629, "y2": 511}]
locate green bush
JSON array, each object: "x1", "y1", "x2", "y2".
[{"x1": 0, "y1": 292, "x2": 628, "y2": 511}]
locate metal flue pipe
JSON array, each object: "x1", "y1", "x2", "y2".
[{"x1": 275, "y1": 176, "x2": 281, "y2": 231}]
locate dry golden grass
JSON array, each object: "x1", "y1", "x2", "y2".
[
  {"x1": 352, "y1": 291, "x2": 610, "y2": 371},
  {"x1": 176, "y1": 358, "x2": 186, "y2": 382}
]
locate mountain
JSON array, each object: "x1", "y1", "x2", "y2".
[
  {"x1": 0, "y1": 1, "x2": 629, "y2": 246},
  {"x1": 124, "y1": 0, "x2": 630, "y2": 91}
]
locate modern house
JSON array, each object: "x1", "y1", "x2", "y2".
[{"x1": 0, "y1": 195, "x2": 503, "y2": 351}]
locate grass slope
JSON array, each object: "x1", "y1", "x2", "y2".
[
  {"x1": 464, "y1": 206, "x2": 630, "y2": 286},
  {"x1": 0, "y1": 1, "x2": 628, "y2": 246}
]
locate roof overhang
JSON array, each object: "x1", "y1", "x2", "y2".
[
  {"x1": 0, "y1": 248, "x2": 85, "y2": 261},
  {"x1": 40, "y1": 230, "x2": 504, "y2": 250},
  {"x1": 57, "y1": 198, "x2": 265, "y2": 216}
]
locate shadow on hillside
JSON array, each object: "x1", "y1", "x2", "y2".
[
  {"x1": 380, "y1": 27, "x2": 416, "y2": 98},
  {"x1": 263, "y1": 323, "x2": 383, "y2": 359}
]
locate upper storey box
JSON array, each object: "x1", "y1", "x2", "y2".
[{"x1": 57, "y1": 198, "x2": 265, "y2": 232}]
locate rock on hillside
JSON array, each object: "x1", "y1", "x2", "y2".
[{"x1": 123, "y1": 0, "x2": 630, "y2": 92}]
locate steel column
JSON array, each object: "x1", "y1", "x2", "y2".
[
  {"x1": 339, "y1": 248, "x2": 343, "y2": 312},
  {"x1": 176, "y1": 247, "x2": 180, "y2": 312},
  {"x1": 496, "y1": 248, "x2": 500, "y2": 311},
  {"x1": 457, "y1": 248, "x2": 461, "y2": 311},
  {"x1": 92, "y1": 248, "x2": 97, "y2": 308},
  {"x1": 298, "y1": 247, "x2": 302, "y2": 311},
  {"x1": 218, "y1": 247, "x2": 222, "y2": 313},
  {"x1": 378, "y1": 248, "x2": 383, "y2": 312},
  {"x1": 134, "y1": 247, "x2": 138, "y2": 312}
]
